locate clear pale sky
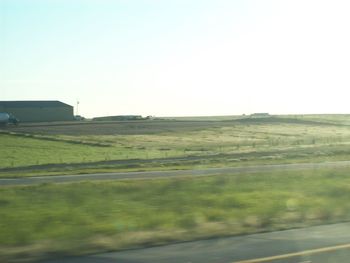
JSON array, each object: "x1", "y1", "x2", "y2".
[{"x1": 1, "y1": 0, "x2": 350, "y2": 118}]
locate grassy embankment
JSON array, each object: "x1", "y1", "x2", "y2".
[
  {"x1": 2, "y1": 116, "x2": 350, "y2": 177},
  {"x1": 2, "y1": 167, "x2": 350, "y2": 262}
]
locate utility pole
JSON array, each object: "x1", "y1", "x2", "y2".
[{"x1": 76, "y1": 100, "x2": 80, "y2": 116}]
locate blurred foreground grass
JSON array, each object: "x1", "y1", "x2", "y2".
[{"x1": 2, "y1": 168, "x2": 350, "y2": 261}]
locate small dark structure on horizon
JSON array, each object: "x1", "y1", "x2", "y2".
[{"x1": 0, "y1": 101, "x2": 74, "y2": 122}]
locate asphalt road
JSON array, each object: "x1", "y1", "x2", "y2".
[
  {"x1": 2, "y1": 160, "x2": 350, "y2": 186},
  {"x1": 41, "y1": 222, "x2": 350, "y2": 263}
]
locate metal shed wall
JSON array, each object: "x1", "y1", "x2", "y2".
[{"x1": 0, "y1": 101, "x2": 74, "y2": 122}]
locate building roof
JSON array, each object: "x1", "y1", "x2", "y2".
[{"x1": 0, "y1": 101, "x2": 72, "y2": 108}]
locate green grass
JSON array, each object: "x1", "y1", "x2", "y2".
[
  {"x1": 3, "y1": 116, "x2": 350, "y2": 262},
  {"x1": 3, "y1": 117, "x2": 350, "y2": 176},
  {"x1": 0, "y1": 134, "x2": 188, "y2": 169},
  {"x1": 279, "y1": 114, "x2": 350, "y2": 125},
  {"x1": 2, "y1": 167, "x2": 350, "y2": 261},
  {"x1": 162, "y1": 114, "x2": 350, "y2": 124}
]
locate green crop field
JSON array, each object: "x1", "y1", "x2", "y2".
[
  {"x1": 3, "y1": 115, "x2": 350, "y2": 262},
  {"x1": 2, "y1": 167, "x2": 350, "y2": 262},
  {"x1": 2, "y1": 116, "x2": 350, "y2": 177}
]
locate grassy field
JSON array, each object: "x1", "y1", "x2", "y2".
[
  {"x1": 2, "y1": 116, "x2": 350, "y2": 177},
  {"x1": 159, "y1": 114, "x2": 350, "y2": 124},
  {"x1": 2, "y1": 115, "x2": 350, "y2": 262},
  {"x1": 2, "y1": 167, "x2": 350, "y2": 262}
]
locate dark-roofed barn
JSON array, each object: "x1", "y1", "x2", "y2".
[{"x1": 0, "y1": 101, "x2": 74, "y2": 122}]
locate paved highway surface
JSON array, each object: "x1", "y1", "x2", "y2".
[
  {"x1": 41, "y1": 222, "x2": 350, "y2": 263},
  {"x1": 2, "y1": 160, "x2": 350, "y2": 186}
]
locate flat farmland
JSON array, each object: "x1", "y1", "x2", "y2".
[
  {"x1": 2, "y1": 116, "x2": 350, "y2": 177},
  {"x1": 8, "y1": 120, "x2": 226, "y2": 135},
  {"x1": 3, "y1": 115, "x2": 350, "y2": 262}
]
